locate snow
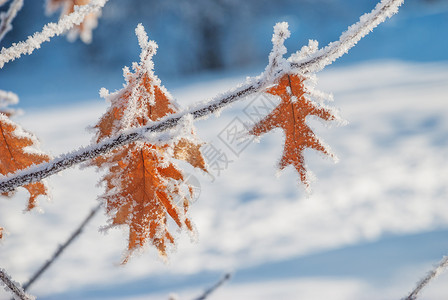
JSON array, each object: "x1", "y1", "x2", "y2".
[{"x1": 0, "y1": 60, "x2": 447, "y2": 299}]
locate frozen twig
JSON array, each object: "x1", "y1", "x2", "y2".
[
  {"x1": 0, "y1": 0, "x2": 23, "y2": 42},
  {"x1": 0, "y1": 0, "x2": 403, "y2": 193},
  {"x1": 192, "y1": 273, "x2": 232, "y2": 300},
  {"x1": 403, "y1": 256, "x2": 448, "y2": 300},
  {"x1": 0, "y1": 268, "x2": 34, "y2": 300},
  {"x1": 0, "y1": 0, "x2": 108, "y2": 68},
  {"x1": 21, "y1": 203, "x2": 102, "y2": 292},
  {"x1": 290, "y1": 0, "x2": 404, "y2": 73}
]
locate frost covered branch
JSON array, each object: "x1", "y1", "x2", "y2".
[
  {"x1": 21, "y1": 203, "x2": 102, "y2": 292},
  {"x1": 0, "y1": 0, "x2": 108, "y2": 68},
  {"x1": 0, "y1": 0, "x2": 23, "y2": 42},
  {"x1": 263, "y1": 22, "x2": 290, "y2": 83},
  {"x1": 0, "y1": 0, "x2": 403, "y2": 193},
  {"x1": 290, "y1": 0, "x2": 404, "y2": 73},
  {"x1": 0, "y1": 268, "x2": 34, "y2": 300},
  {"x1": 404, "y1": 256, "x2": 448, "y2": 300}
]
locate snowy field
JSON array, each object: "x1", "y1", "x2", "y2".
[{"x1": 1, "y1": 60, "x2": 448, "y2": 299}]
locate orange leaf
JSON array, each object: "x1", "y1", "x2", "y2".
[
  {"x1": 92, "y1": 73, "x2": 176, "y2": 143},
  {"x1": 92, "y1": 62, "x2": 206, "y2": 260},
  {"x1": 101, "y1": 143, "x2": 193, "y2": 261},
  {"x1": 250, "y1": 74, "x2": 337, "y2": 187},
  {"x1": 173, "y1": 139, "x2": 207, "y2": 172},
  {"x1": 0, "y1": 114, "x2": 50, "y2": 210}
]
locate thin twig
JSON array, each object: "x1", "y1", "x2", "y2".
[
  {"x1": 0, "y1": 268, "x2": 35, "y2": 300},
  {"x1": 291, "y1": 0, "x2": 404, "y2": 73},
  {"x1": 21, "y1": 203, "x2": 102, "y2": 292},
  {"x1": 403, "y1": 256, "x2": 448, "y2": 300},
  {"x1": 0, "y1": 0, "x2": 404, "y2": 193},
  {"x1": 192, "y1": 273, "x2": 232, "y2": 300},
  {"x1": 0, "y1": 0, "x2": 108, "y2": 68},
  {"x1": 0, "y1": 0, "x2": 23, "y2": 42}
]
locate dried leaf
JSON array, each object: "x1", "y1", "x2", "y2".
[
  {"x1": 250, "y1": 74, "x2": 337, "y2": 187},
  {"x1": 92, "y1": 56, "x2": 206, "y2": 260},
  {"x1": 0, "y1": 114, "x2": 50, "y2": 210},
  {"x1": 93, "y1": 73, "x2": 176, "y2": 143},
  {"x1": 173, "y1": 139, "x2": 207, "y2": 172},
  {"x1": 101, "y1": 143, "x2": 194, "y2": 261}
]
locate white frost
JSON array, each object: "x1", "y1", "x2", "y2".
[{"x1": 0, "y1": 0, "x2": 109, "y2": 68}]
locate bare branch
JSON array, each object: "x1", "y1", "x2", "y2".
[
  {"x1": 0, "y1": 0, "x2": 109, "y2": 68},
  {"x1": 192, "y1": 273, "x2": 232, "y2": 300},
  {"x1": 0, "y1": 0, "x2": 23, "y2": 43},
  {"x1": 0, "y1": 268, "x2": 35, "y2": 300},
  {"x1": 403, "y1": 256, "x2": 448, "y2": 300},
  {"x1": 0, "y1": 0, "x2": 404, "y2": 193},
  {"x1": 21, "y1": 203, "x2": 102, "y2": 292}
]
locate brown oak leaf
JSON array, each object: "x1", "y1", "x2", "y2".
[
  {"x1": 250, "y1": 74, "x2": 338, "y2": 187},
  {"x1": 0, "y1": 114, "x2": 50, "y2": 210},
  {"x1": 92, "y1": 64, "x2": 206, "y2": 260},
  {"x1": 100, "y1": 143, "x2": 194, "y2": 262},
  {"x1": 92, "y1": 72, "x2": 177, "y2": 143}
]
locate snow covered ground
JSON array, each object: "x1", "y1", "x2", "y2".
[{"x1": 1, "y1": 60, "x2": 448, "y2": 299}]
